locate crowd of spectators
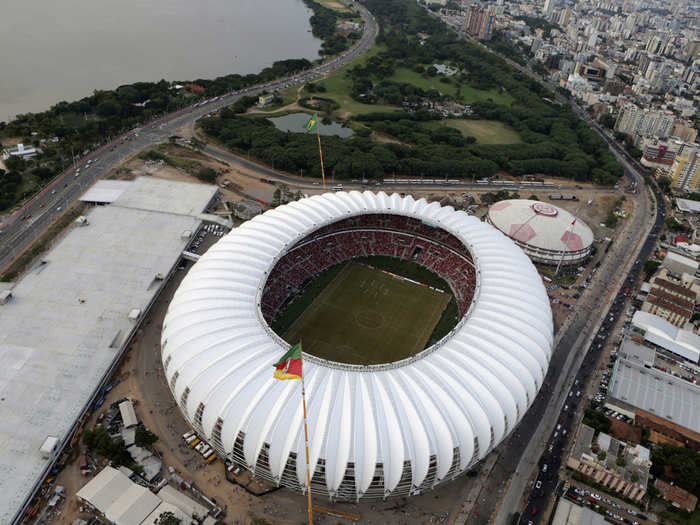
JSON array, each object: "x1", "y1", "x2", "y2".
[{"x1": 261, "y1": 214, "x2": 477, "y2": 323}]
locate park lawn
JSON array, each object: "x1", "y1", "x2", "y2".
[
  {"x1": 389, "y1": 67, "x2": 460, "y2": 97},
  {"x1": 283, "y1": 262, "x2": 450, "y2": 365},
  {"x1": 389, "y1": 68, "x2": 514, "y2": 105},
  {"x1": 249, "y1": 86, "x2": 298, "y2": 113},
  {"x1": 308, "y1": 45, "x2": 401, "y2": 117},
  {"x1": 427, "y1": 119, "x2": 523, "y2": 145},
  {"x1": 313, "y1": 0, "x2": 352, "y2": 11}
]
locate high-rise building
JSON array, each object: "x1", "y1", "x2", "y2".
[
  {"x1": 559, "y1": 7, "x2": 571, "y2": 26},
  {"x1": 587, "y1": 29, "x2": 598, "y2": 49},
  {"x1": 463, "y1": 4, "x2": 494, "y2": 40},
  {"x1": 544, "y1": 0, "x2": 556, "y2": 15},
  {"x1": 671, "y1": 148, "x2": 700, "y2": 192},
  {"x1": 645, "y1": 35, "x2": 664, "y2": 54},
  {"x1": 614, "y1": 103, "x2": 675, "y2": 139}
]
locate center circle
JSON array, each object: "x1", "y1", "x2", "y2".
[
  {"x1": 354, "y1": 309, "x2": 384, "y2": 329},
  {"x1": 260, "y1": 213, "x2": 476, "y2": 366}
]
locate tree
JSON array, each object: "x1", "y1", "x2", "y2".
[
  {"x1": 96, "y1": 100, "x2": 121, "y2": 117},
  {"x1": 4, "y1": 155, "x2": 26, "y2": 172},
  {"x1": 657, "y1": 175, "x2": 672, "y2": 193},
  {"x1": 135, "y1": 426, "x2": 159, "y2": 447},
  {"x1": 82, "y1": 426, "x2": 134, "y2": 466},
  {"x1": 190, "y1": 137, "x2": 207, "y2": 151},
  {"x1": 665, "y1": 216, "x2": 683, "y2": 232},
  {"x1": 196, "y1": 167, "x2": 217, "y2": 183},
  {"x1": 650, "y1": 443, "x2": 700, "y2": 495},
  {"x1": 643, "y1": 260, "x2": 661, "y2": 280},
  {"x1": 599, "y1": 113, "x2": 616, "y2": 129},
  {"x1": 271, "y1": 188, "x2": 282, "y2": 207},
  {"x1": 630, "y1": 472, "x2": 639, "y2": 483},
  {"x1": 155, "y1": 511, "x2": 182, "y2": 525}
]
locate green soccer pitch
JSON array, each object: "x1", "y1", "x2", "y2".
[{"x1": 283, "y1": 262, "x2": 451, "y2": 365}]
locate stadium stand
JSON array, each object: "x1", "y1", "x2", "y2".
[{"x1": 261, "y1": 214, "x2": 477, "y2": 322}]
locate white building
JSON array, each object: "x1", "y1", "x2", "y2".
[
  {"x1": 162, "y1": 192, "x2": 553, "y2": 501},
  {"x1": 631, "y1": 311, "x2": 700, "y2": 364},
  {"x1": 2, "y1": 143, "x2": 38, "y2": 161},
  {"x1": 615, "y1": 103, "x2": 676, "y2": 139}
]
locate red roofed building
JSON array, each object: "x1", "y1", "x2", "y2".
[{"x1": 654, "y1": 479, "x2": 698, "y2": 512}]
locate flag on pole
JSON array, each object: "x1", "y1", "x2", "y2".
[
  {"x1": 303, "y1": 113, "x2": 318, "y2": 133},
  {"x1": 273, "y1": 343, "x2": 303, "y2": 380}
]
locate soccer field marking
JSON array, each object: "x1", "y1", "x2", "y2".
[{"x1": 282, "y1": 262, "x2": 451, "y2": 365}]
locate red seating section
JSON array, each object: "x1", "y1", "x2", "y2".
[{"x1": 261, "y1": 214, "x2": 476, "y2": 322}]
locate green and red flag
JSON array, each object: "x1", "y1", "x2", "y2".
[
  {"x1": 303, "y1": 113, "x2": 318, "y2": 133},
  {"x1": 273, "y1": 343, "x2": 303, "y2": 380}
]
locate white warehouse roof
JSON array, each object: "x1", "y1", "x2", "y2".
[
  {"x1": 632, "y1": 310, "x2": 700, "y2": 364},
  {"x1": 162, "y1": 191, "x2": 553, "y2": 500},
  {"x1": 487, "y1": 199, "x2": 593, "y2": 261}
]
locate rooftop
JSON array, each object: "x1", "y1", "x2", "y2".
[
  {"x1": 608, "y1": 351, "x2": 700, "y2": 434},
  {"x1": 676, "y1": 198, "x2": 700, "y2": 214},
  {"x1": 80, "y1": 180, "x2": 132, "y2": 204},
  {"x1": 631, "y1": 311, "x2": 700, "y2": 364},
  {"x1": 0, "y1": 176, "x2": 216, "y2": 524}
]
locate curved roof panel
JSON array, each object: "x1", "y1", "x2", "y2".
[{"x1": 162, "y1": 191, "x2": 553, "y2": 499}]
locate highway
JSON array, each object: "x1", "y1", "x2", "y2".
[{"x1": 0, "y1": 0, "x2": 378, "y2": 273}]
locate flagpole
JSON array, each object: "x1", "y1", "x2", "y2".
[
  {"x1": 316, "y1": 125, "x2": 326, "y2": 191},
  {"x1": 300, "y1": 351, "x2": 314, "y2": 525},
  {"x1": 555, "y1": 218, "x2": 576, "y2": 277}
]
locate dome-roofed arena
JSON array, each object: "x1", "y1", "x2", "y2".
[
  {"x1": 161, "y1": 191, "x2": 553, "y2": 501},
  {"x1": 486, "y1": 199, "x2": 594, "y2": 266}
]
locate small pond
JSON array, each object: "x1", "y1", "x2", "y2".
[{"x1": 268, "y1": 113, "x2": 354, "y2": 138}]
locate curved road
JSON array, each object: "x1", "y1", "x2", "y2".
[{"x1": 0, "y1": 0, "x2": 378, "y2": 274}]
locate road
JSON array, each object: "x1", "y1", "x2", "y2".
[{"x1": 0, "y1": 0, "x2": 378, "y2": 273}]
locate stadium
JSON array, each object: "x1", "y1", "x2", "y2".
[
  {"x1": 486, "y1": 199, "x2": 594, "y2": 267},
  {"x1": 162, "y1": 191, "x2": 553, "y2": 501}
]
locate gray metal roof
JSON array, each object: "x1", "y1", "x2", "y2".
[
  {"x1": 0, "y1": 176, "x2": 216, "y2": 524},
  {"x1": 609, "y1": 356, "x2": 700, "y2": 433}
]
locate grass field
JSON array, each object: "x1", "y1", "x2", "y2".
[
  {"x1": 426, "y1": 119, "x2": 522, "y2": 144},
  {"x1": 388, "y1": 68, "x2": 514, "y2": 106},
  {"x1": 313, "y1": 0, "x2": 352, "y2": 11},
  {"x1": 283, "y1": 262, "x2": 451, "y2": 365},
  {"x1": 308, "y1": 45, "x2": 403, "y2": 117}
]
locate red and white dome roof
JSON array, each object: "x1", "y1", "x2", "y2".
[{"x1": 488, "y1": 199, "x2": 593, "y2": 254}]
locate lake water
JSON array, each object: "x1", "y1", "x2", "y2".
[
  {"x1": 268, "y1": 113, "x2": 354, "y2": 137},
  {"x1": 0, "y1": 0, "x2": 321, "y2": 120}
]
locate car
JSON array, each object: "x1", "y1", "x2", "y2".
[{"x1": 535, "y1": 480, "x2": 542, "y2": 489}]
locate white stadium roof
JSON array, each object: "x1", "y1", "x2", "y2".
[
  {"x1": 162, "y1": 191, "x2": 553, "y2": 499},
  {"x1": 487, "y1": 200, "x2": 593, "y2": 262}
]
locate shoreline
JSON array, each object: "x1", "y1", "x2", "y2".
[{"x1": 0, "y1": 0, "x2": 323, "y2": 122}]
